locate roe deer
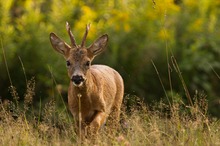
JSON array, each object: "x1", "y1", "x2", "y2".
[{"x1": 49, "y1": 22, "x2": 124, "y2": 137}]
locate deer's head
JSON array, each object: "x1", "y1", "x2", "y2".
[{"x1": 50, "y1": 22, "x2": 108, "y2": 87}]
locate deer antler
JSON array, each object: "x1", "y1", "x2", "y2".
[
  {"x1": 66, "y1": 22, "x2": 77, "y2": 48},
  {"x1": 81, "y1": 24, "x2": 91, "y2": 47}
]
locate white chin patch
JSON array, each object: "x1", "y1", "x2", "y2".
[{"x1": 72, "y1": 82, "x2": 83, "y2": 87}]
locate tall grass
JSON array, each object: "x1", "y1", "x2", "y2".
[
  {"x1": 0, "y1": 83, "x2": 220, "y2": 145},
  {"x1": 1, "y1": 23, "x2": 220, "y2": 146}
]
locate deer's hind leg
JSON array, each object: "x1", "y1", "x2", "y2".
[{"x1": 108, "y1": 91, "x2": 124, "y2": 132}]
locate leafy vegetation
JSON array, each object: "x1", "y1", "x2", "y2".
[
  {"x1": 1, "y1": 1, "x2": 220, "y2": 144},
  {"x1": 0, "y1": 0, "x2": 220, "y2": 113}
]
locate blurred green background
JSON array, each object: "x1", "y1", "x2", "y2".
[{"x1": 0, "y1": 0, "x2": 220, "y2": 117}]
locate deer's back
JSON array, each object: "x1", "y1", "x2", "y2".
[{"x1": 90, "y1": 65, "x2": 123, "y2": 89}]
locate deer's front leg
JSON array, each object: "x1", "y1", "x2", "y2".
[{"x1": 88, "y1": 111, "x2": 107, "y2": 135}]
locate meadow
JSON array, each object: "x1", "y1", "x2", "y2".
[
  {"x1": 0, "y1": 80, "x2": 220, "y2": 146},
  {"x1": 1, "y1": 0, "x2": 220, "y2": 145}
]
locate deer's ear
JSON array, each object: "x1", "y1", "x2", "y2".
[
  {"x1": 50, "y1": 33, "x2": 71, "y2": 58},
  {"x1": 87, "y1": 34, "x2": 108, "y2": 59}
]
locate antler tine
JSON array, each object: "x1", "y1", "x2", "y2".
[
  {"x1": 66, "y1": 22, "x2": 77, "y2": 48},
  {"x1": 81, "y1": 23, "x2": 91, "y2": 47}
]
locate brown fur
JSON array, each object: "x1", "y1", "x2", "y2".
[{"x1": 49, "y1": 23, "x2": 124, "y2": 137}]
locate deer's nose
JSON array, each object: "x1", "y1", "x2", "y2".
[{"x1": 71, "y1": 75, "x2": 85, "y2": 85}]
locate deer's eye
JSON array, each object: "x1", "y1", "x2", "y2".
[
  {"x1": 66, "y1": 61, "x2": 71, "y2": 67},
  {"x1": 85, "y1": 61, "x2": 90, "y2": 67}
]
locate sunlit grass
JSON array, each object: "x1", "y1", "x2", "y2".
[
  {"x1": 1, "y1": 34, "x2": 220, "y2": 145},
  {"x1": 0, "y1": 82, "x2": 220, "y2": 146}
]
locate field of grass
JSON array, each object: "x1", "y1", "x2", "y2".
[
  {"x1": 1, "y1": 52, "x2": 220, "y2": 145},
  {"x1": 1, "y1": 1, "x2": 220, "y2": 145},
  {"x1": 1, "y1": 80, "x2": 220, "y2": 146}
]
